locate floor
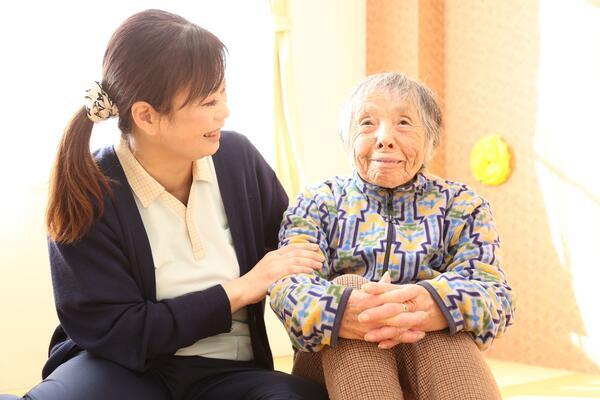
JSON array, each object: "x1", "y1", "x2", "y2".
[
  {"x1": 4, "y1": 357, "x2": 600, "y2": 398},
  {"x1": 272, "y1": 356, "x2": 600, "y2": 399}
]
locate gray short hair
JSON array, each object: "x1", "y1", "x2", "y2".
[{"x1": 338, "y1": 72, "x2": 442, "y2": 157}]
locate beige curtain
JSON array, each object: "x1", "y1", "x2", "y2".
[{"x1": 270, "y1": 0, "x2": 303, "y2": 198}]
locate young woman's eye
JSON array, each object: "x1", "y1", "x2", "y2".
[{"x1": 202, "y1": 100, "x2": 218, "y2": 107}]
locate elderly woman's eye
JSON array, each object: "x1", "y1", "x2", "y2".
[
  {"x1": 398, "y1": 119, "x2": 412, "y2": 126},
  {"x1": 359, "y1": 119, "x2": 374, "y2": 126}
]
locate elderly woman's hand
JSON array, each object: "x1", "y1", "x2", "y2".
[
  {"x1": 357, "y1": 282, "x2": 448, "y2": 349},
  {"x1": 338, "y1": 289, "x2": 387, "y2": 340}
]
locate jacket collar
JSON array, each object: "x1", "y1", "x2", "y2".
[{"x1": 352, "y1": 167, "x2": 430, "y2": 204}]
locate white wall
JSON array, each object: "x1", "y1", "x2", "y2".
[
  {"x1": 0, "y1": 188, "x2": 57, "y2": 392},
  {"x1": 0, "y1": 0, "x2": 365, "y2": 391}
]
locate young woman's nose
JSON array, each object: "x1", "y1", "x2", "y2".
[
  {"x1": 375, "y1": 123, "x2": 395, "y2": 149},
  {"x1": 216, "y1": 103, "x2": 230, "y2": 120}
]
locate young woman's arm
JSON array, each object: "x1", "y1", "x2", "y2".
[
  {"x1": 49, "y1": 207, "x2": 233, "y2": 372},
  {"x1": 220, "y1": 133, "x2": 323, "y2": 313}
]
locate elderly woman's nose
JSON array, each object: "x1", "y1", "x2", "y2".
[{"x1": 375, "y1": 124, "x2": 395, "y2": 149}]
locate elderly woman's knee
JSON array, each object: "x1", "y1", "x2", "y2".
[
  {"x1": 331, "y1": 274, "x2": 369, "y2": 289},
  {"x1": 400, "y1": 331, "x2": 483, "y2": 367},
  {"x1": 419, "y1": 331, "x2": 477, "y2": 350}
]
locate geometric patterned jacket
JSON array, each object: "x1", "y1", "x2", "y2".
[{"x1": 268, "y1": 169, "x2": 515, "y2": 352}]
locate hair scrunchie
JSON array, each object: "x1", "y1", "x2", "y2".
[{"x1": 84, "y1": 81, "x2": 119, "y2": 123}]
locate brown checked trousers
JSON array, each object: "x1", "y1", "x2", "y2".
[{"x1": 292, "y1": 275, "x2": 502, "y2": 400}]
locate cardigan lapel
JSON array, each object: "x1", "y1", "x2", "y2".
[
  {"x1": 212, "y1": 149, "x2": 249, "y2": 275},
  {"x1": 100, "y1": 146, "x2": 158, "y2": 301},
  {"x1": 100, "y1": 141, "x2": 252, "y2": 296}
]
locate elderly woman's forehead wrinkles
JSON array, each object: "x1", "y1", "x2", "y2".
[
  {"x1": 392, "y1": 100, "x2": 419, "y2": 115},
  {"x1": 356, "y1": 94, "x2": 417, "y2": 115},
  {"x1": 375, "y1": 88, "x2": 414, "y2": 107},
  {"x1": 355, "y1": 102, "x2": 380, "y2": 116}
]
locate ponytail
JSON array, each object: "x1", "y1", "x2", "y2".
[{"x1": 46, "y1": 107, "x2": 110, "y2": 244}]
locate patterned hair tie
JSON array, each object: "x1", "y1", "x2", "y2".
[{"x1": 84, "y1": 81, "x2": 119, "y2": 123}]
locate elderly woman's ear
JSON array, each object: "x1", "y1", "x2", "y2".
[{"x1": 424, "y1": 140, "x2": 435, "y2": 164}]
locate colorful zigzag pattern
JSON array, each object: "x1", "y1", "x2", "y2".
[{"x1": 268, "y1": 170, "x2": 515, "y2": 352}]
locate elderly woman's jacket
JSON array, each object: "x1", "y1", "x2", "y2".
[{"x1": 269, "y1": 169, "x2": 515, "y2": 352}]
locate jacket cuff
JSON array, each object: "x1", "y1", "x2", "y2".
[
  {"x1": 417, "y1": 281, "x2": 458, "y2": 334},
  {"x1": 176, "y1": 284, "x2": 233, "y2": 340},
  {"x1": 330, "y1": 287, "x2": 353, "y2": 347}
]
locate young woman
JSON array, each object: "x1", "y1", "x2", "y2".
[{"x1": 1, "y1": 9, "x2": 328, "y2": 400}]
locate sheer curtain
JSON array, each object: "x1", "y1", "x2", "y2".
[{"x1": 270, "y1": 0, "x2": 303, "y2": 197}]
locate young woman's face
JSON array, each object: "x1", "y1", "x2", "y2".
[{"x1": 157, "y1": 81, "x2": 229, "y2": 161}]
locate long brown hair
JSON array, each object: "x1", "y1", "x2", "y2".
[{"x1": 47, "y1": 9, "x2": 226, "y2": 243}]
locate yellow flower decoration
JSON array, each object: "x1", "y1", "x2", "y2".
[{"x1": 470, "y1": 134, "x2": 511, "y2": 186}]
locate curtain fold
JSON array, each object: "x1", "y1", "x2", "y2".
[{"x1": 270, "y1": 0, "x2": 303, "y2": 198}]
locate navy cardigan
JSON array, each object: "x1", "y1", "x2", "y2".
[{"x1": 42, "y1": 131, "x2": 288, "y2": 378}]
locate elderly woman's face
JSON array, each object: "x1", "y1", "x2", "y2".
[{"x1": 350, "y1": 91, "x2": 427, "y2": 188}]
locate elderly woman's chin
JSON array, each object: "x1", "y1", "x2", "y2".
[{"x1": 363, "y1": 166, "x2": 416, "y2": 188}]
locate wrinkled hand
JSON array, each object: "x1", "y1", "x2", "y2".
[
  {"x1": 338, "y1": 289, "x2": 383, "y2": 340},
  {"x1": 338, "y1": 272, "x2": 426, "y2": 346},
  {"x1": 337, "y1": 272, "x2": 395, "y2": 340},
  {"x1": 358, "y1": 280, "x2": 448, "y2": 348}
]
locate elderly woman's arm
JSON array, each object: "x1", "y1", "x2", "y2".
[
  {"x1": 425, "y1": 194, "x2": 515, "y2": 349},
  {"x1": 365, "y1": 192, "x2": 515, "y2": 350},
  {"x1": 268, "y1": 184, "x2": 353, "y2": 352}
]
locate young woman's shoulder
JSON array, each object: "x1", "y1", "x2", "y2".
[
  {"x1": 218, "y1": 130, "x2": 259, "y2": 157},
  {"x1": 216, "y1": 131, "x2": 272, "y2": 171},
  {"x1": 219, "y1": 130, "x2": 249, "y2": 146},
  {"x1": 93, "y1": 145, "x2": 123, "y2": 180},
  {"x1": 90, "y1": 146, "x2": 137, "y2": 228}
]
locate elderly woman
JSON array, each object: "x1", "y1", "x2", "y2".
[{"x1": 268, "y1": 72, "x2": 515, "y2": 400}]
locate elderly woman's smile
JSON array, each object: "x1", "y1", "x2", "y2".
[
  {"x1": 351, "y1": 93, "x2": 427, "y2": 188},
  {"x1": 370, "y1": 157, "x2": 403, "y2": 164}
]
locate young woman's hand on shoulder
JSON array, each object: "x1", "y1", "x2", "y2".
[{"x1": 222, "y1": 243, "x2": 324, "y2": 312}]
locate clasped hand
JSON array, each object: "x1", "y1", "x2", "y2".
[{"x1": 338, "y1": 274, "x2": 448, "y2": 349}]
